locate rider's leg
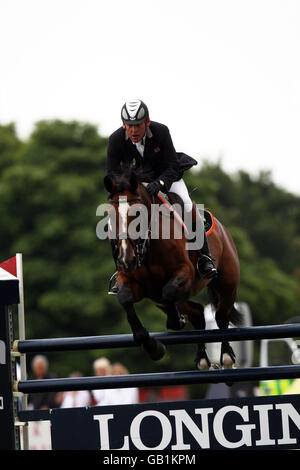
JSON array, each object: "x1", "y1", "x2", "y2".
[
  {"x1": 191, "y1": 203, "x2": 217, "y2": 279},
  {"x1": 169, "y1": 179, "x2": 217, "y2": 279},
  {"x1": 168, "y1": 179, "x2": 194, "y2": 214}
]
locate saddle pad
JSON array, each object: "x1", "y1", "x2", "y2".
[{"x1": 203, "y1": 209, "x2": 216, "y2": 236}]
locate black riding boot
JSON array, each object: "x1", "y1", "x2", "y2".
[
  {"x1": 190, "y1": 204, "x2": 217, "y2": 280},
  {"x1": 197, "y1": 231, "x2": 218, "y2": 279}
]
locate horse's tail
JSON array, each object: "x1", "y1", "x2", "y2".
[
  {"x1": 229, "y1": 305, "x2": 244, "y2": 327},
  {"x1": 207, "y1": 279, "x2": 244, "y2": 327}
]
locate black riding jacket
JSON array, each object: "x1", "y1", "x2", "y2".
[{"x1": 105, "y1": 121, "x2": 197, "y2": 191}]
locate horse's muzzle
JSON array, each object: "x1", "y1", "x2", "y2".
[{"x1": 117, "y1": 256, "x2": 137, "y2": 274}]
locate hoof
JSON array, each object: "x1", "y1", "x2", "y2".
[
  {"x1": 143, "y1": 338, "x2": 166, "y2": 361},
  {"x1": 222, "y1": 352, "x2": 234, "y2": 369},
  {"x1": 220, "y1": 342, "x2": 236, "y2": 369},
  {"x1": 223, "y1": 354, "x2": 236, "y2": 385},
  {"x1": 197, "y1": 357, "x2": 210, "y2": 371}
]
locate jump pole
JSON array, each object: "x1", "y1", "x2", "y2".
[
  {"x1": 15, "y1": 364, "x2": 300, "y2": 394},
  {"x1": 15, "y1": 254, "x2": 29, "y2": 450},
  {"x1": 13, "y1": 323, "x2": 300, "y2": 354}
]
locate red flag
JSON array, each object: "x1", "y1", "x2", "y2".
[{"x1": 0, "y1": 256, "x2": 17, "y2": 277}]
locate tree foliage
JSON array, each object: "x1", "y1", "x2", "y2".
[{"x1": 0, "y1": 120, "x2": 299, "y2": 391}]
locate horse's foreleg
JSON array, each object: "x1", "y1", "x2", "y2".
[
  {"x1": 161, "y1": 269, "x2": 192, "y2": 331},
  {"x1": 118, "y1": 282, "x2": 166, "y2": 360}
]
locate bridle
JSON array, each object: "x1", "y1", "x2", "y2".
[
  {"x1": 108, "y1": 192, "x2": 151, "y2": 268},
  {"x1": 108, "y1": 196, "x2": 141, "y2": 204}
]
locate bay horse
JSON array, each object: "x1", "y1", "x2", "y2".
[{"x1": 104, "y1": 168, "x2": 242, "y2": 370}]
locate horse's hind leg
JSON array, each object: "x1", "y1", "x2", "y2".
[
  {"x1": 178, "y1": 300, "x2": 211, "y2": 370},
  {"x1": 215, "y1": 289, "x2": 240, "y2": 369},
  {"x1": 209, "y1": 280, "x2": 240, "y2": 369},
  {"x1": 161, "y1": 268, "x2": 192, "y2": 331}
]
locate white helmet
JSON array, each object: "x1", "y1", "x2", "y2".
[{"x1": 121, "y1": 100, "x2": 149, "y2": 125}]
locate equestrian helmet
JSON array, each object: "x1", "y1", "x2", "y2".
[{"x1": 121, "y1": 100, "x2": 149, "y2": 125}]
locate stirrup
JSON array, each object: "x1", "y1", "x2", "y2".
[{"x1": 108, "y1": 272, "x2": 118, "y2": 295}]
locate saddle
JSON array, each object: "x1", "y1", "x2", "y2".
[{"x1": 157, "y1": 190, "x2": 215, "y2": 236}]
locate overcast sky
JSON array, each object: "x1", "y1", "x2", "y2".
[{"x1": 1, "y1": 0, "x2": 300, "y2": 195}]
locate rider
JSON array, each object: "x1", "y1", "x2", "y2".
[{"x1": 106, "y1": 99, "x2": 217, "y2": 292}]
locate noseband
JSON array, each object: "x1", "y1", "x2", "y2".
[{"x1": 108, "y1": 197, "x2": 141, "y2": 204}]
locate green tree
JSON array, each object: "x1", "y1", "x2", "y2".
[{"x1": 0, "y1": 123, "x2": 21, "y2": 172}]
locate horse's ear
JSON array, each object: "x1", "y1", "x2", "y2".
[
  {"x1": 104, "y1": 175, "x2": 115, "y2": 193},
  {"x1": 129, "y1": 172, "x2": 138, "y2": 191}
]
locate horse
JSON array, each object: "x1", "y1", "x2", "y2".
[{"x1": 104, "y1": 168, "x2": 242, "y2": 370}]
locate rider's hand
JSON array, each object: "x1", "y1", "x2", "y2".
[{"x1": 147, "y1": 180, "x2": 163, "y2": 197}]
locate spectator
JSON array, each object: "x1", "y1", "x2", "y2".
[
  {"x1": 92, "y1": 358, "x2": 139, "y2": 406},
  {"x1": 59, "y1": 372, "x2": 92, "y2": 408},
  {"x1": 111, "y1": 362, "x2": 127, "y2": 375},
  {"x1": 112, "y1": 362, "x2": 139, "y2": 405},
  {"x1": 93, "y1": 357, "x2": 112, "y2": 377},
  {"x1": 27, "y1": 355, "x2": 58, "y2": 410},
  {"x1": 92, "y1": 357, "x2": 118, "y2": 406}
]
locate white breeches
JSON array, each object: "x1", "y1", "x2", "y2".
[{"x1": 169, "y1": 179, "x2": 193, "y2": 213}]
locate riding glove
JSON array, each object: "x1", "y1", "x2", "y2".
[{"x1": 147, "y1": 180, "x2": 163, "y2": 197}]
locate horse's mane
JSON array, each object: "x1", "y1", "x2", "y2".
[{"x1": 108, "y1": 164, "x2": 155, "y2": 192}]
